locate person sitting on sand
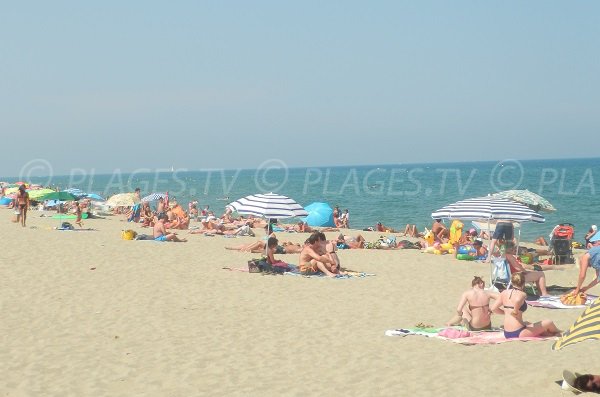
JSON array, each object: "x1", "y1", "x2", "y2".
[
  {"x1": 503, "y1": 241, "x2": 549, "y2": 296},
  {"x1": 266, "y1": 237, "x2": 289, "y2": 269},
  {"x1": 140, "y1": 202, "x2": 154, "y2": 227},
  {"x1": 295, "y1": 221, "x2": 314, "y2": 233},
  {"x1": 402, "y1": 224, "x2": 420, "y2": 237},
  {"x1": 153, "y1": 214, "x2": 187, "y2": 242},
  {"x1": 471, "y1": 239, "x2": 488, "y2": 259},
  {"x1": 431, "y1": 219, "x2": 448, "y2": 242},
  {"x1": 446, "y1": 276, "x2": 500, "y2": 331},
  {"x1": 489, "y1": 273, "x2": 561, "y2": 339},
  {"x1": 299, "y1": 232, "x2": 338, "y2": 277},
  {"x1": 376, "y1": 222, "x2": 397, "y2": 233}
]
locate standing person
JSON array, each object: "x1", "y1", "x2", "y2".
[
  {"x1": 74, "y1": 201, "x2": 84, "y2": 228},
  {"x1": 486, "y1": 221, "x2": 514, "y2": 263},
  {"x1": 571, "y1": 231, "x2": 600, "y2": 295},
  {"x1": 15, "y1": 184, "x2": 30, "y2": 227}
]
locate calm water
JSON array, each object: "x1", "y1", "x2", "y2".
[{"x1": 4, "y1": 158, "x2": 599, "y2": 241}]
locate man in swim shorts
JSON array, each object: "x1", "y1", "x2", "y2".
[
  {"x1": 298, "y1": 232, "x2": 337, "y2": 277},
  {"x1": 153, "y1": 214, "x2": 187, "y2": 242}
]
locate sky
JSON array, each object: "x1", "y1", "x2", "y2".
[{"x1": 1, "y1": 1, "x2": 599, "y2": 177}]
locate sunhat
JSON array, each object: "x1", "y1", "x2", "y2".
[
  {"x1": 590, "y1": 231, "x2": 600, "y2": 243},
  {"x1": 561, "y1": 369, "x2": 584, "y2": 394}
]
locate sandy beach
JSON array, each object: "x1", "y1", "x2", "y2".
[{"x1": 1, "y1": 209, "x2": 596, "y2": 396}]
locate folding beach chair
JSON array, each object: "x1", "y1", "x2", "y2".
[
  {"x1": 489, "y1": 254, "x2": 537, "y2": 295},
  {"x1": 489, "y1": 256, "x2": 511, "y2": 292}
]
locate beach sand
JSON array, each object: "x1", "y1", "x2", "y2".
[{"x1": 1, "y1": 209, "x2": 596, "y2": 396}]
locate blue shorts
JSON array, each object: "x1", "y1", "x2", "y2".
[
  {"x1": 155, "y1": 235, "x2": 167, "y2": 241},
  {"x1": 493, "y1": 222, "x2": 514, "y2": 240}
]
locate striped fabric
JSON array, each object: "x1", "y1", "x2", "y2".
[
  {"x1": 553, "y1": 297, "x2": 600, "y2": 350},
  {"x1": 227, "y1": 193, "x2": 308, "y2": 219},
  {"x1": 431, "y1": 196, "x2": 545, "y2": 223},
  {"x1": 141, "y1": 193, "x2": 167, "y2": 202}
]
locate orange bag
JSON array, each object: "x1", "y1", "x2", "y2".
[{"x1": 560, "y1": 291, "x2": 587, "y2": 306}]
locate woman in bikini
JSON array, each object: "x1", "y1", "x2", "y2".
[
  {"x1": 446, "y1": 276, "x2": 499, "y2": 331},
  {"x1": 490, "y1": 272, "x2": 561, "y2": 339},
  {"x1": 15, "y1": 185, "x2": 29, "y2": 227}
]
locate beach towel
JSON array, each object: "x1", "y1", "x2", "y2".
[
  {"x1": 526, "y1": 295, "x2": 598, "y2": 309},
  {"x1": 384, "y1": 327, "x2": 557, "y2": 345},
  {"x1": 222, "y1": 265, "x2": 375, "y2": 278}
]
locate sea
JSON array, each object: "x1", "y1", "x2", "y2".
[{"x1": 4, "y1": 157, "x2": 599, "y2": 242}]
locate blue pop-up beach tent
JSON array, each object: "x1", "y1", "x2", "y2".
[{"x1": 302, "y1": 202, "x2": 335, "y2": 227}]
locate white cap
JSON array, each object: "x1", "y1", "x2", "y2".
[{"x1": 592, "y1": 225, "x2": 598, "y2": 231}]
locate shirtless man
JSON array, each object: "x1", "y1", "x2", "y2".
[
  {"x1": 431, "y1": 219, "x2": 448, "y2": 242},
  {"x1": 299, "y1": 232, "x2": 338, "y2": 277},
  {"x1": 15, "y1": 185, "x2": 29, "y2": 227},
  {"x1": 153, "y1": 214, "x2": 187, "y2": 242}
]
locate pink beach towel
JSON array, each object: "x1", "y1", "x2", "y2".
[{"x1": 384, "y1": 327, "x2": 557, "y2": 345}]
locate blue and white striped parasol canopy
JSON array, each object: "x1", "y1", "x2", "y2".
[
  {"x1": 431, "y1": 196, "x2": 545, "y2": 223},
  {"x1": 227, "y1": 193, "x2": 308, "y2": 219},
  {"x1": 141, "y1": 192, "x2": 167, "y2": 202}
]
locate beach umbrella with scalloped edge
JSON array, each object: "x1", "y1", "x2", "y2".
[{"x1": 492, "y1": 189, "x2": 556, "y2": 212}]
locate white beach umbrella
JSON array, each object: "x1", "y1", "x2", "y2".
[
  {"x1": 227, "y1": 192, "x2": 308, "y2": 219},
  {"x1": 431, "y1": 196, "x2": 545, "y2": 224},
  {"x1": 141, "y1": 192, "x2": 167, "y2": 202}
]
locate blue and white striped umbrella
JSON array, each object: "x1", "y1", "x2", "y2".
[
  {"x1": 141, "y1": 192, "x2": 167, "y2": 202},
  {"x1": 227, "y1": 193, "x2": 308, "y2": 219},
  {"x1": 431, "y1": 196, "x2": 545, "y2": 223}
]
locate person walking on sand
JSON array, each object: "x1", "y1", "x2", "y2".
[
  {"x1": 74, "y1": 201, "x2": 84, "y2": 228},
  {"x1": 15, "y1": 184, "x2": 30, "y2": 227}
]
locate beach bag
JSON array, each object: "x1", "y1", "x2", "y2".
[
  {"x1": 248, "y1": 258, "x2": 268, "y2": 273},
  {"x1": 121, "y1": 229, "x2": 137, "y2": 240},
  {"x1": 61, "y1": 222, "x2": 74, "y2": 230}
]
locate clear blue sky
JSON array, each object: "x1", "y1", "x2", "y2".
[{"x1": 1, "y1": 1, "x2": 598, "y2": 177}]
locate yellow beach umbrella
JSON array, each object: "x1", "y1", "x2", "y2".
[{"x1": 552, "y1": 297, "x2": 600, "y2": 350}]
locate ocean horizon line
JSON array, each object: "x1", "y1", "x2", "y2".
[{"x1": 1, "y1": 156, "x2": 598, "y2": 180}]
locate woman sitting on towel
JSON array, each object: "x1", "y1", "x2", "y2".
[
  {"x1": 446, "y1": 276, "x2": 500, "y2": 331},
  {"x1": 490, "y1": 273, "x2": 561, "y2": 339}
]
